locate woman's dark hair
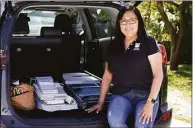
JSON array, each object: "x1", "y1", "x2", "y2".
[{"x1": 107, "y1": 6, "x2": 147, "y2": 71}]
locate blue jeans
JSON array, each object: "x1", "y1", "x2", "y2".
[{"x1": 107, "y1": 89, "x2": 159, "y2": 128}]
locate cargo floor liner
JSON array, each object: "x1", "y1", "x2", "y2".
[
  {"x1": 14, "y1": 104, "x2": 108, "y2": 118},
  {"x1": 14, "y1": 104, "x2": 109, "y2": 126}
]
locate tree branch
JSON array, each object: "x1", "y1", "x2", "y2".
[
  {"x1": 156, "y1": 1, "x2": 178, "y2": 45},
  {"x1": 165, "y1": 1, "x2": 180, "y2": 8}
]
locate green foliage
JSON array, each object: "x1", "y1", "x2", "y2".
[
  {"x1": 89, "y1": 8, "x2": 111, "y2": 22},
  {"x1": 175, "y1": 115, "x2": 191, "y2": 124},
  {"x1": 138, "y1": 2, "x2": 192, "y2": 64},
  {"x1": 137, "y1": 1, "x2": 180, "y2": 42},
  {"x1": 164, "y1": 2, "x2": 180, "y2": 34}
]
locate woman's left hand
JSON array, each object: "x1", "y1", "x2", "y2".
[{"x1": 138, "y1": 102, "x2": 154, "y2": 124}]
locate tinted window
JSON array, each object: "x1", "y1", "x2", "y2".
[
  {"x1": 88, "y1": 8, "x2": 114, "y2": 38},
  {"x1": 27, "y1": 11, "x2": 56, "y2": 36},
  {"x1": 12, "y1": 10, "x2": 56, "y2": 36},
  {"x1": 71, "y1": 11, "x2": 84, "y2": 35}
]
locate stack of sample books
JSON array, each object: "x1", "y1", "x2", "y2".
[{"x1": 34, "y1": 76, "x2": 78, "y2": 112}]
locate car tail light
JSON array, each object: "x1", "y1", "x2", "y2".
[
  {"x1": 0, "y1": 49, "x2": 7, "y2": 69},
  {"x1": 160, "y1": 111, "x2": 172, "y2": 121},
  {"x1": 158, "y1": 44, "x2": 167, "y2": 64}
]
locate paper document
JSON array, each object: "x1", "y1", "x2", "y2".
[
  {"x1": 44, "y1": 99, "x2": 65, "y2": 104},
  {"x1": 37, "y1": 81, "x2": 56, "y2": 90},
  {"x1": 35, "y1": 76, "x2": 53, "y2": 82},
  {"x1": 34, "y1": 84, "x2": 67, "y2": 100},
  {"x1": 36, "y1": 97, "x2": 78, "y2": 112}
]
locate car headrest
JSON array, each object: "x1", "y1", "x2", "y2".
[
  {"x1": 54, "y1": 14, "x2": 72, "y2": 34},
  {"x1": 40, "y1": 27, "x2": 62, "y2": 37},
  {"x1": 13, "y1": 13, "x2": 30, "y2": 34}
]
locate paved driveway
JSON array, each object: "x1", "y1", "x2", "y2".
[{"x1": 170, "y1": 118, "x2": 191, "y2": 127}]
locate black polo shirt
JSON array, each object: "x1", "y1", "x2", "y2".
[{"x1": 107, "y1": 36, "x2": 160, "y2": 95}]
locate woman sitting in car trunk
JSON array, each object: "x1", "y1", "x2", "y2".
[{"x1": 86, "y1": 6, "x2": 163, "y2": 128}]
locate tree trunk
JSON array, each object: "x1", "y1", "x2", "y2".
[
  {"x1": 178, "y1": 2, "x2": 192, "y2": 64},
  {"x1": 170, "y1": 2, "x2": 191, "y2": 70},
  {"x1": 169, "y1": 32, "x2": 179, "y2": 70},
  {"x1": 170, "y1": 49, "x2": 179, "y2": 70},
  {"x1": 157, "y1": 1, "x2": 179, "y2": 70},
  {"x1": 157, "y1": 1, "x2": 191, "y2": 71}
]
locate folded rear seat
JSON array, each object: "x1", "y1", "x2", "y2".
[
  {"x1": 53, "y1": 14, "x2": 81, "y2": 73},
  {"x1": 11, "y1": 13, "x2": 33, "y2": 78},
  {"x1": 11, "y1": 13, "x2": 81, "y2": 79}
]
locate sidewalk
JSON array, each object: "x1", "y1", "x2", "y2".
[
  {"x1": 170, "y1": 118, "x2": 191, "y2": 127},
  {"x1": 167, "y1": 89, "x2": 191, "y2": 127}
]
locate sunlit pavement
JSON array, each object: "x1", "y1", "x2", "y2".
[
  {"x1": 170, "y1": 118, "x2": 191, "y2": 127},
  {"x1": 167, "y1": 90, "x2": 191, "y2": 128}
]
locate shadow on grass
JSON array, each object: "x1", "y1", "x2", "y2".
[
  {"x1": 168, "y1": 65, "x2": 192, "y2": 78},
  {"x1": 175, "y1": 71, "x2": 192, "y2": 78}
]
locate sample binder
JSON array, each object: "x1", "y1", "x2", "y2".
[
  {"x1": 63, "y1": 73, "x2": 100, "y2": 85},
  {"x1": 62, "y1": 72, "x2": 111, "y2": 109}
]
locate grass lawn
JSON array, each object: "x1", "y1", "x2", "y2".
[
  {"x1": 167, "y1": 64, "x2": 192, "y2": 123},
  {"x1": 168, "y1": 64, "x2": 192, "y2": 99}
]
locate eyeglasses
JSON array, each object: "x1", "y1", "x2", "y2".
[{"x1": 120, "y1": 18, "x2": 138, "y2": 25}]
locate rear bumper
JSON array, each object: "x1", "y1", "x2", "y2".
[
  {"x1": 1, "y1": 115, "x2": 106, "y2": 128},
  {"x1": 1, "y1": 102, "x2": 172, "y2": 128},
  {"x1": 154, "y1": 102, "x2": 173, "y2": 127}
]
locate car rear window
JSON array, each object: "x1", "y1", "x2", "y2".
[
  {"x1": 13, "y1": 9, "x2": 84, "y2": 36},
  {"x1": 27, "y1": 10, "x2": 56, "y2": 36}
]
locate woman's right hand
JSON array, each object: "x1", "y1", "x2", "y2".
[
  {"x1": 85, "y1": 63, "x2": 111, "y2": 114},
  {"x1": 85, "y1": 103, "x2": 103, "y2": 113}
]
